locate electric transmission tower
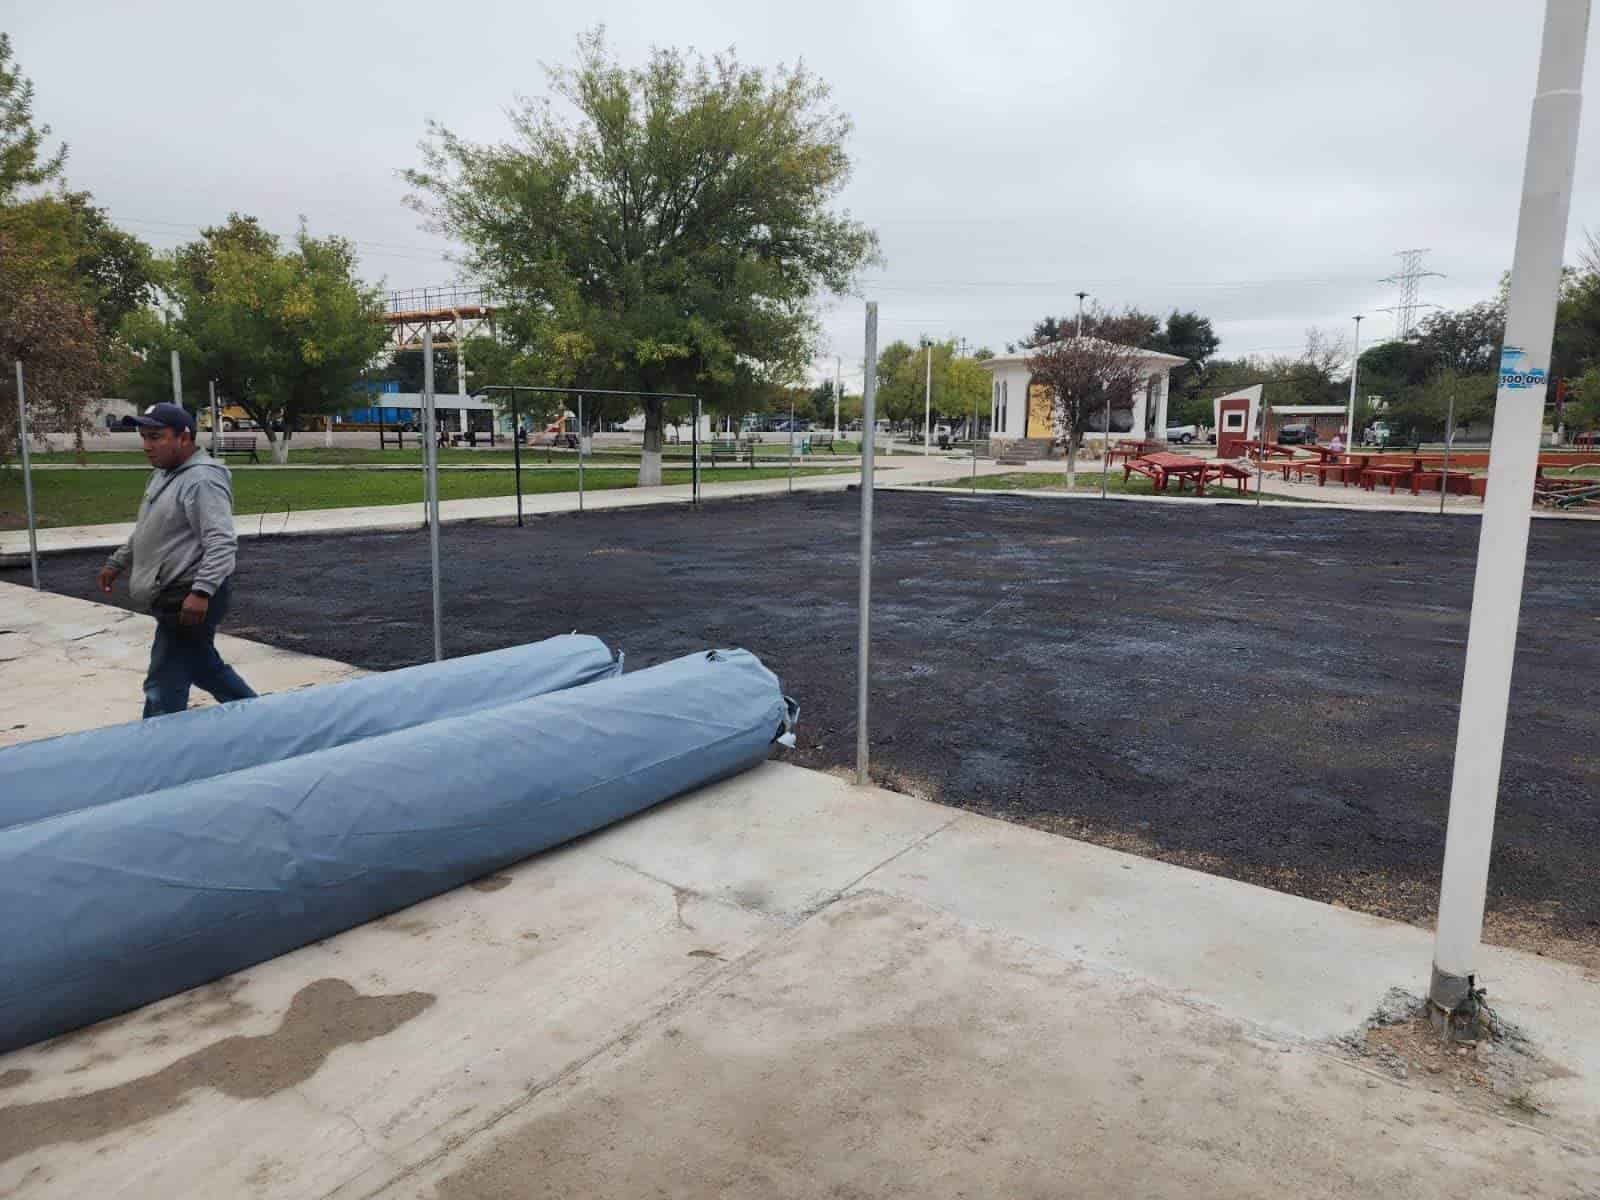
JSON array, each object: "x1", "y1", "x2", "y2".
[{"x1": 1377, "y1": 248, "x2": 1444, "y2": 340}]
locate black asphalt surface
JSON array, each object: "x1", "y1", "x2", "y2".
[{"x1": 27, "y1": 491, "x2": 1600, "y2": 953}]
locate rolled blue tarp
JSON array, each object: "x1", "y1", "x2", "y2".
[
  {"x1": 0, "y1": 634, "x2": 621, "y2": 830},
  {"x1": 0, "y1": 647, "x2": 795, "y2": 1053}
]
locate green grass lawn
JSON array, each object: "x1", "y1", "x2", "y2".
[
  {"x1": 0, "y1": 465, "x2": 854, "y2": 528},
  {"x1": 916, "y1": 470, "x2": 1322, "y2": 503},
  {"x1": 28, "y1": 443, "x2": 886, "y2": 466}
]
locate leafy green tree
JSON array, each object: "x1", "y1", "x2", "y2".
[
  {"x1": 873, "y1": 338, "x2": 993, "y2": 432},
  {"x1": 0, "y1": 33, "x2": 65, "y2": 202},
  {"x1": 405, "y1": 30, "x2": 879, "y2": 485},
  {"x1": 128, "y1": 214, "x2": 388, "y2": 462},
  {"x1": 0, "y1": 232, "x2": 107, "y2": 463},
  {"x1": 0, "y1": 192, "x2": 155, "y2": 331}
]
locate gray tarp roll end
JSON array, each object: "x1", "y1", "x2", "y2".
[{"x1": 0, "y1": 644, "x2": 796, "y2": 1054}]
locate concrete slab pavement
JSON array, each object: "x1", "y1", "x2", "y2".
[
  {"x1": 2, "y1": 584, "x2": 1596, "y2": 1198},
  {"x1": 0, "y1": 583, "x2": 364, "y2": 746}
]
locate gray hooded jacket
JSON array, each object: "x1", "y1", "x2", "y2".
[{"x1": 104, "y1": 450, "x2": 239, "y2": 608}]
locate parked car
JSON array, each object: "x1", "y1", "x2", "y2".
[
  {"x1": 1277, "y1": 424, "x2": 1317, "y2": 445},
  {"x1": 1361, "y1": 421, "x2": 1394, "y2": 447},
  {"x1": 1164, "y1": 424, "x2": 1199, "y2": 444}
]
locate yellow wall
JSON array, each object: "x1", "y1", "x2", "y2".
[{"x1": 1026, "y1": 383, "x2": 1054, "y2": 438}]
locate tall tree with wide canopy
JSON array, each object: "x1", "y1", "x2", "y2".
[{"x1": 405, "y1": 30, "x2": 879, "y2": 484}]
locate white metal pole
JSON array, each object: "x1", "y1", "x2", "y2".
[
  {"x1": 577, "y1": 394, "x2": 585, "y2": 513},
  {"x1": 1345, "y1": 315, "x2": 1363, "y2": 449},
  {"x1": 1431, "y1": 0, "x2": 1588, "y2": 1025},
  {"x1": 856, "y1": 302, "x2": 878, "y2": 786},
  {"x1": 422, "y1": 324, "x2": 443, "y2": 662},
  {"x1": 209, "y1": 380, "x2": 219, "y2": 455},
  {"x1": 788, "y1": 391, "x2": 795, "y2": 493},
  {"x1": 170, "y1": 350, "x2": 183, "y2": 409},
  {"x1": 14, "y1": 360, "x2": 40, "y2": 589},
  {"x1": 923, "y1": 343, "x2": 932, "y2": 456}
]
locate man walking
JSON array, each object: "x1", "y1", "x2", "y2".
[{"x1": 96, "y1": 402, "x2": 257, "y2": 718}]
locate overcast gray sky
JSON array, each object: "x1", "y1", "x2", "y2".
[{"x1": 12, "y1": 0, "x2": 1600, "y2": 389}]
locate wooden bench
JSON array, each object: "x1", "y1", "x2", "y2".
[
  {"x1": 809, "y1": 434, "x2": 836, "y2": 454},
  {"x1": 378, "y1": 426, "x2": 408, "y2": 450},
  {"x1": 216, "y1": 435, "x2": 260, "y2": 463}
]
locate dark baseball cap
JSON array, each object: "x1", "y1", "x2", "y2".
[{"x1": 130, "y1": 403, "x2": 197, "y2": 434}]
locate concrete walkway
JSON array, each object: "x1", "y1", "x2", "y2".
[
  {"x1": 1, "y1": 581, "x2": 1596, "y2": 1198},
  {"x1": 0, "y1": 455, "x2": 993, "y2": 560}
]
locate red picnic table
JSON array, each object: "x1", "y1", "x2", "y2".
[
  {"x1": 1125, "y1": 453, "x2": 1252, "y2": 496},
  {"x1": 1106, "y1": 438, "x2": 1167, "y2": 466}
]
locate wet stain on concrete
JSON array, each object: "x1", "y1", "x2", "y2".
[
  {"x1": 0, "y1": 979, "x2": 434, "y2": 1165},
  {"x1": 0, "y1": 1068, "x2": 32, "y2": 1090},
  {"x1": 469, "y1": 874, "x2": 515, "y2": 893}
]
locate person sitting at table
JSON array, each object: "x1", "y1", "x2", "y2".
[{"x1": 1328, "y1": 432, "x2": 1345, "y2": 455}]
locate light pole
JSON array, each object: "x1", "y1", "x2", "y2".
[
  {"x1": 1074, "y1": 291, "x2": 1088, "y2": 338},
  {"x1": 1345, "y1": 315, "x2": 1364, "y2": 449},
  {"x1": 1430, "y1": 0, "x2": 1588, "y2": 1034}
]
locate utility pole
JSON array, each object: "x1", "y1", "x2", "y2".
[
  {"x1": 170, "y1": 350, "x2": 183, "y2": 409},
  {"x1": 1380, "y1": 249, "x2": 1445, "y2": 340},
  {"x1": 1075, "y1": 291, "x2": 1089, "y2": 338},
  {"x1": 1430, "y1": 0, "x2": 1588, "y2": 1035},
  {"x1": 1345, "y1": 315, "x2": 1364, "y2": 447},
  {"x1": 923, "y1": 341, "x2": 933, "y2": 456}
]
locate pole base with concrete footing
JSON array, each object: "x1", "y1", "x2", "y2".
[{"x1": 1429, "y1": 0, "x2": 1588, "y2": 1036}]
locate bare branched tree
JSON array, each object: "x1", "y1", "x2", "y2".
[{"x1": 1024, "y1": 310, "x2": 1155, "y2": 487}]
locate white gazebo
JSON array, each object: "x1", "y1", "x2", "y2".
[{"x1": 979, "y1": 343, "x2": 1187, "y2": 449}]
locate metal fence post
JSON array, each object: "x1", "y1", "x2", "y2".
[
  {"x1": 1100, "y1": 392, "x2": 1112, "y2": 499},
  {"x1": 1439, "y1": 391, "x2": 1456, "y2": 516},
  {"x1": 578, "y1": 394, "x2": 585, "y2": 513},
  {"x1": 14, "y1": 360, "x2": 40, "y2": 589},
  {"x1": 788, "y1": 393, "x2": 795, "y2": 493},
  {"x1": 692, "y1": 397, "x2": 701, "y2": 505},
  {"x1": 856, "y1": 302, "x2": 879, "y2": 786},
  {"x1": 209, "y1": 380, "x2": 219, "y2": 455},
  {"x1": 421, "y1": 325, "x2": 443, "y2": 661},
  {"x1": 511, "y1": 389, "x2": 524, "y2": 527}
]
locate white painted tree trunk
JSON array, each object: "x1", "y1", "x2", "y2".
[
  {"x1": 269, "y1": 431, "x2": 290, "y2": 464},
  {"x1": 580, "y1": 434, "x2": 594, "y2": 456},
  {"x1": 639, "y1": 402, "x2": 665, "y2": 487},
  {"x1": 1065, "y1": 430, "x2": 1079, "y2": 489},
  {"x1": 639, "y1": 447, "x2": 663, "y2": 486}
]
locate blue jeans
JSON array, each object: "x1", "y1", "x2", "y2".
[{"x1": 142, "y1": 579, "x2": 258, "y2": 718}]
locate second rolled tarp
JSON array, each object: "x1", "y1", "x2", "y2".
[
  {"x1": 0, "y1": 647, "x2": 795, "y2": 1054},
  {"x1": 0, "y1": 634, "x2": 621, "y2": 830}
]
